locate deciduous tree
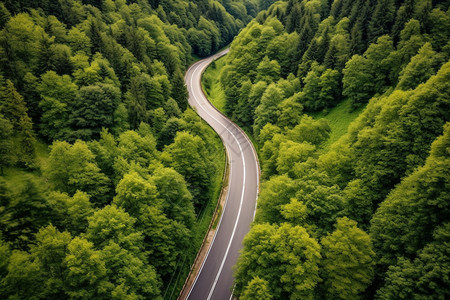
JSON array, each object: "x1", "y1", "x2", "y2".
[{"x1": 321, "y1": 217, "x2": 375, "y2": 299}]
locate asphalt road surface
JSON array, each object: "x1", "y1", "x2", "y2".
[{"x1": 184, "y1": 49, "x2": 260, "y2": 300}]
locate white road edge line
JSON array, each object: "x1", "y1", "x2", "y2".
[
  {"x1": 186, "y1": 143, "x2": 233, "y2": 300},
  {"x1": 186, "y1": 58, "x2": 246, "y2": 300},
  {"x1": 191, "y1": 61, "x2": 246, "y2": 300},
  {"x1": 206, "y1": 109, "x2": 246, "y2": 299},
  {"x1": 185, "y1": 60, "x2": 233, "y2": 300}
]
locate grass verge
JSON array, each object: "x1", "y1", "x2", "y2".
[{"x1": 201, "y1": 56, "x2": 227, "y2": 114}]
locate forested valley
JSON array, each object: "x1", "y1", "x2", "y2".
[
  {"x1": 205, "y1": 0, "x2": 449, "y2": 299},
  {"x1": 0, "y1": 0, "x2": 271, "y2": 298}
]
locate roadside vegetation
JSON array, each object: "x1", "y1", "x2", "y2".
[
  {"x1": 213, "y1": 0, "x2": 450, "y2": 298},
  {"x1": 202, "y1": 57, "x2": 227, "y2": 114},
  {"x1": 0, "y1": 0, "x2": 268, "y2": 298}
]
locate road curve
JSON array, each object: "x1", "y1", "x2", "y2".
[{"x1": 184, "y1": 50, "x2": 260, "y2": 300}]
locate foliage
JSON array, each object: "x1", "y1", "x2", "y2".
[
  {"x1": 163, "y1": 131, "x2": 215, "y2": 209},
  {"x1": 370, "y1": 124, "x2": 450, "y2": 274},
  {"x1": 44, "y1": 140, "x2": 111, "y2": 206},
  {"x1": 221, "y1": 0, "x2": 450, "y2": 298},
  {"x1": 1, "y1": 0, "x2": 449, "y2": 298},
  {"x1": 0, "y1": 0, "x2": 255, "y2": 297},
  {"x1": 320, "y1": 217, "x2": 375, "y2": 299},
  {"x1": 234, "y1": 223, "x2": 322, "y2": 299}
]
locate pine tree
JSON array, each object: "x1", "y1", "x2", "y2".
[
  {"x1": 0, "y1": 79, "x2": 35, "y2": 167},
  {"x1": 171, "y1": 68, "x2": 188, "y2": 111},
  {"x1": 368, "y1": 0, "x2": 395, "y2": 43},
  {"x1": 0, "y1": 115, "x2": 15, "y2": 175}
]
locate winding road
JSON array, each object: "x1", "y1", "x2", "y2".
[{"x1": 183, "y1": 50, "x2": 260, "y2": 300}]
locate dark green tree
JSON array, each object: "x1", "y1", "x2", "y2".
[
  {"x1": 1, "y1": 176, "x2": 50, "y2": 249},
  {"x1": 368, "y1": 0, "x2": 395, "y2": 43},
  {"x1": 0, "y1": 114, "x2": 15, "y2": 175},
  {"x1": 152, "y1": 167, "x2": 195, "y2": 228},
  {"x1": 171, "y1": 68, "x2": 188, "y2": 110},
  {"x1": 70, "y1": 83, "x2": 121, "y2": 141},
  {"x1": 376, "y1": 223, "x2": 450, "y2": 299},
  {"x1": 370, "y1": 123, "x2": 450, "y2": 274}
]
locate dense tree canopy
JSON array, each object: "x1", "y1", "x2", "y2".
[
  {"x1": 234, "y1": 223, "x2": 322, "y2": 299},
  {"x1": 0, "y1": 0, "x2": 267, "y2": 298},
  {"x1": 1, "y1": 0, "x2": 449, "y2": 299},
  {"x1": 222, "y1": 0, "x2": 450, "y2": 298}
]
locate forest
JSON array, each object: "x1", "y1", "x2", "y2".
[
  {"x1": 0, "y1": 0, "x2": 271, "y2": 299},
  {"x1": 208, "y1": 0, "x2": 449, "y2": 299},
  {"x1": 1, "y1": 0, "x2": 449, "y2": 299}
]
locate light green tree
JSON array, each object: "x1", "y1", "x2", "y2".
[
  {"x1": 64, "y1": 237, "x2": 108, "y2": 299},
  {"x1": 38, "y1": 71, "x2": 78, "y2": 140},
  {"x1": 234, "y1": 223, "x2": 321, "y2": 299},
  {"x1": 255, "y1": 174, "x2": 298, "y2": 224},
  {"x1": 240, "y1": 276, "x2": 273, "y2": 300},
  {"x1": 138, "y1": 205, "x2": 190, "y2": 277},
  {"x1": 152, "y1": 167, "x2": 195, "y2": 228},
  {"x1": 288, "y1": 115, "x2": 330, "y2": 146},
  {"x1": 1, "y1": 250, "x2": 42, "y2": 298},
  {"x1": 296, "y1": 179, "x2": 344, "y2": 236},
  {"x1": 45, "y1": 140, "x2": 111, "y2": 206},
  {"x1": 342, "y1": 55, "x2": 374, "y2": 108},
  {"x1": 277, "y1": 95, "x2": 303, "y2": 129},
  {"x1": 117, "y1": 130, "x2": 158, "y2": 168},
  {"x1": 255, "y1": 56, "x2": 281, "y2": 83},
  {"x1": 254, "y1": 83, "x2": 283, "y2": 137},
  {"x1": 85, "y1": 205, "x2": 143, "y2": 255},
  {"x1": 397, "y1": 42, "x2": 439, "y2": 90},
  {"x1": 100, "y1": 241, "x2": 162, "y2": 299},
  {"x1": 0, "y1": 79, "x2": 35, "y2": 166},
  {"x1": 113, "y1": 171, "x2": 159, "y2": 217},
  {"x1": 29, "y1": 225, "x2": 72, "y2": 299},
  {"x1": 321, "y1": 217, "x2": 375, "y2": 299},
  {"x1": 47, "y1": 190, "x2": 93, "y2": 235},
  {"x1": 276, "y1": 141, "x2": 316, "y2": 176}
]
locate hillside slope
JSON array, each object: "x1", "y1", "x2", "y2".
[
  {"x1": 0, "y1": 0, "x2": 268, "y2": 299},
  {"x1": 214, "y1": 0, "x2": 450, "y2": 298}
]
